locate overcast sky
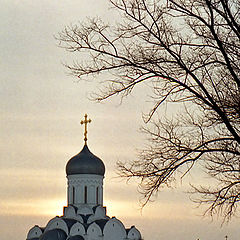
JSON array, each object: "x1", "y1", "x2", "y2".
[{"x1": 0, "y1": 1, "x2": 239, "y2": 240}]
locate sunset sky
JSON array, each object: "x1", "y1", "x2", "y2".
[{"x1": 0, "y1": 1, "x2": 239, "y2": 240}]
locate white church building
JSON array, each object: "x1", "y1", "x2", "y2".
[{"x1": 26, "y1": 115, "x2": 142, "y2": 240}]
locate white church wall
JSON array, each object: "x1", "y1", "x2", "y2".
[
  {"x1": 68, "y1": 185, "x2": 73, "y2": 204},
  {"x1": 76, "y1": 185, "x2": 82, "y2": 204},
  {"x1": 77, "y1": 205, "x2": 94, "y2": 215},
  {"x1": 67, "y1": 174, "x2": 104, "y2": 207},
  {"x1": 27, "y1": 225, "x2": 43, "y2": 239},
  {"x1": 89, "y1": 185, "x2": 95, "y2": 205},
  {"x1": 103, "y1": 218, "x2": 127, "y2": 240},
  {"x1": 99, "y1": 186, "x2": 103, "y2": 205}
]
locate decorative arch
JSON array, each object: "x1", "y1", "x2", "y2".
[
  {"x1": 72, "y1": 186, "x2": 75, "y2": 204},
  {"x1": 87, "y1": 222, "x2": 102, "y2": 240},
  {"x1": 64, "y1": 206, "x2": 76, "y2": 218},
  {"x1": 87, "y1": 206, "x2": 107, "y2": 224},
  {"x1": 96, "y1": 186, "x2": 99, "y2": 204},
  {"x1": 103, "y1": 218, "x2": 127, "y2": 240},
  {"x1": 69, "y1": 222, "x2": 86, "y2": 237},
  {"x1": 45, "y1": 218, "x2": 69, "y2": 235},
  {"x1": 27, "y1": 225, "x2": 43, "y2": 240},
  {"x1": 127, "y1": 226, "x2": 142, "y2": 240},
  {"x1": 84, "y1": 186, "x2": 88, "y2": 204}
]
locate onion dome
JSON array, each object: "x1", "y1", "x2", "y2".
[{"x1": 66, "y1": 144, "x2": 105, "y2": 176}]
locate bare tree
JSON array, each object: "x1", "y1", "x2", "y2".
[{"x1": 57, "y1": 0, "x2": 240, "y2": 222}]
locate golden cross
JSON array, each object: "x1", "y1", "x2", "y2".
[{"x1": 80, "y1": 114, "x2": 91, "y2": 145}]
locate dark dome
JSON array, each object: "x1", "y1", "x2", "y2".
[
  {"x1": 39, "y1": 229, "x2": 67, "y2": 240},
  {"x1": 66, "y1": 145, "x2": 105, "y2": 176},
  {"x1": 68, "y1": 236, "x2": 84, "y2": 240}
]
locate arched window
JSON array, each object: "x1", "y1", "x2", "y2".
[
  {"x1": 96, "y1": 187, "x2": 99, "y2": 204},
  {"x1": 72, "y1": 186, "x2": 75, "y2": 204},
  {"x1": 84, "y1": 186, "x2": 87, "y2": 204}
]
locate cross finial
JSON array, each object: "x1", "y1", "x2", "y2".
[{"x1": 80, "y1": 114, "x2": 91, "y2": 145}]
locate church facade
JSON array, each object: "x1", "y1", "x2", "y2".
[{"x1": 26, "y1": 115, "x2": 142, "y2": 240}]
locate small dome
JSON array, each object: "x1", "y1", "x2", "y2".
[
  {"x1": 68, "y1": 236, "x2": 84, "y2": 240},
  {"x1": 39, "y1": 229, "x2": 67, "y2": 240},
  {"x1": 66, "y1": 145, "x2": 105, "y2": 176}
]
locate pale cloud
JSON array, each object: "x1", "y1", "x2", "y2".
[
  {"x1": 1, "y1": 198, "x2": 66, "y2": 217},
  {"x1": 0, "y1": 169, "x2": 65, "y2": 200}
]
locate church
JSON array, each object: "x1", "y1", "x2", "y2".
[{"x1": 26, "y1": 114, "x2": 142, "y2": 240}]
